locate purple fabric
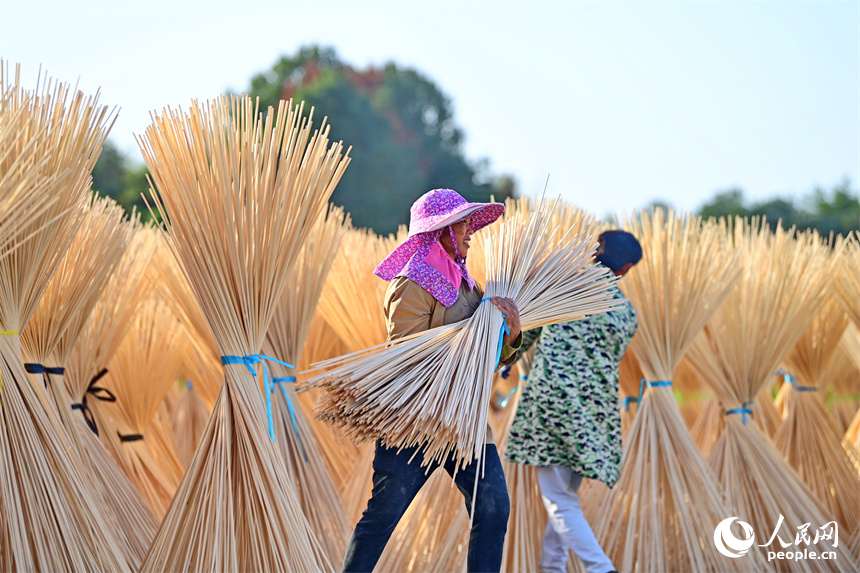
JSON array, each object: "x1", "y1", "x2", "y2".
[{"x1": 374, "y1": 189, "x2": 504, "y2": 308}]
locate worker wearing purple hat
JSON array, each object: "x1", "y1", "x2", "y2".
[{"x1": 342, "y1": 188, "x2": 523, "y2": 573}]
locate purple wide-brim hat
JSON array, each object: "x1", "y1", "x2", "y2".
[{"x1": 375, "y1": 189, "x2": 505, "y2": 283}]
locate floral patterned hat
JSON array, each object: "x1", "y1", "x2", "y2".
[{"x1": 374, "y1": 189, "x2": 505, "y2": 307}]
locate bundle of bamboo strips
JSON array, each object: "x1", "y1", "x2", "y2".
[
  {"x1": 66, "y1": 225, "x2": 159, "y2": 449},
  {"x1": 0, "y1": 63, "x2": 64, "y2": 259},
  {"x1": 314, "y1": 224, "x2": 406, "y2": 522},
  {"x1": 832, "y1": 234, "x2": 860, "y2": 327},
  {"x1": 99, "y1": 296, "x2": 187, "y2": 517},
  {"x1": 317, "y1": 225, "x2": 404, "y2": 353},
  {"x1": 771, "y1": 296, "x2": 860, "y2": 543},
  {"x1": 295, "y1": 313, "x2": 354, "y2": 482},
  {"x1": 617, "y1": 340, "x2": 644, "y2": 433},
  {"x1": 153, "y1": 245, "x2": 222, "y2": 407},
  {"x1": 170, "y1": 379, "x2": 211, "y2": 468},
  {"x1": 673, "y1": 357, "x2": 706, "y2": 429},
  {"x1": 824, "y1": 339, "x2": 860, "y2": 434},
  {"x1": 499, "y1": 351, "x2": 547, "y2": 573},
  {"x1": 20, "y1": 193, "x2": 158, "y2": 568},
  {"x1": 308, "y1": 201, "x2": 620, "y2": 469},
  {"x1": 138, "y1": 94, "x2": 349, "y2": 572},
  {"x1": 588, "y1": 209, "x2": 755, "y2": 573},
  {"x1": 263, "y1": 205, "x2": 352, "y2": 563},
  {"x1": 0, "y1": 63, "x2": 132, "y2": 572},
  {"x1": 686, "y1": 218, "x2": 854, "y2": 571},
  {"x1": 841, "y1": 327, "x2": 860, "y2": 451}
]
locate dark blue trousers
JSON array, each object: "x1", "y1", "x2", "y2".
[{"x1": 342, "y1": 441, "x2": 510, "y2": 573}]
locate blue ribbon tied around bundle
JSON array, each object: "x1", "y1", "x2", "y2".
[
  {"x1": 621, "y1": 378, "x2": 671, "y2": 411},
  {"x1": 480, "y1": 297, "x2": 511, "y2": 366},
  {"x1": 220, "y1": 354, "x2": 294, "y2": 442},
  {"x1": 725, "y1": 401, "x2": 756, "y2": 424},
  {"x1": 776, "y1": 369, "x2": 817, "y2": 392},
  {"x1": 272, "y1": 376, "x2": 308, "y2": 462}
]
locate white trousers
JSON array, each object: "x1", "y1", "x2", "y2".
[{"x1": 537, "y1": 466, "x2": 615, "y2": 573}]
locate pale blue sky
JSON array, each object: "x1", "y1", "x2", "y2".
[{"x1": 1, "y1": 0, "x2": 857, "y2": 219}]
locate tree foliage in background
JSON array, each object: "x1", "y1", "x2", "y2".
[
  {"x1": 91, "y1": 140, "x2": 154, "y2": 221},
  {"x1": 245, "y1": 45, "x2": 515, "y2": 234},
  {"x1": 696, "y1": 178, "x2": 859, "y2": 237},
  {"x1": 89, "y1": 43, "x2": 858, "y2": 238}
]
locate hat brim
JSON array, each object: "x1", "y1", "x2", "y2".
[{"x1": 410, "y1": 202, "x2": 505, "y2": 236}]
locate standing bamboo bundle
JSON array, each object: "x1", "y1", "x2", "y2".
[
  {"x1": 20, "y1": 193, "x2": 159, "y2": 568},
  {"x1": 263, "y1": 205, "x2": 351, "y2": 563},
  {"x1": 617, "y1": 339, "x2": 644, "y2": 433},
  {"x1": 317, "y1": 225, "x2": 405, "y2": 353},
  {"x1": 841, "y1": 327, "x2": 860, "y2": 450},
  {"x1": 824, "y1": 335, "x2": 860, "y2": 433},
  {"x1": 295, "y1": 313, "x2": 353, "y2": 480},
  {"x1": 98, "y1": 296, "x2": 187, "y2": 517},
  {"x1": 66, "y1": 224, "x2": 159, "y2": 448},
  {"x1": 153, "y1": 245, "x2": 222, "y2": 408},
  {"x1": 0, "y1": 64, "x2": 64, "y2": 260},
  {"x1": 499, "y1": 355, "x2": 548, "y2": 573},
  {"x1": 138, "y1": 94, "x2": 349, "y2": 572},
  {"x1": 772, "y1": 296, "x2": 860, "y2": 542},
  {"x1": 308, "y1": 202, "x2": 620, "y2": 469},
  {"x1": 170, "y1": 380, "x2": 211, "y2": 468},
  {"x1": 588, "y1": 209, "x2": 753, "y2": 573},
  {"x1": 832, "y1": 234, "x2": 860, "y2": 327},
  {"x1": 686, "y1": 218, "x2": 854, "y2": 571},
  {"x1": 0, "y1": 65, "x2": 133, "y2": 572},
  {"x1": 314, "y1": 224, "x2": 406, "y2": 522},
  {"x1": 673, "y1": 357, "x2": 705, "y2": 429}
]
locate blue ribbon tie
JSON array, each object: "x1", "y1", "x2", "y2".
[
  {"x1": 499, "y1": 385, "x2": 518, "y2": 408},
  {"x1": 726, "y1": 401, "x2": 755, "y2": 424},
  {"x1": 221, "y1": 354, "x2": 294, "y2": 442},
  {"x1": 273, "y1": 376, "x2": 308, "y2": 462},
  {"x1": 776, "y1": 370, "x2": 817, "y2": 392}
]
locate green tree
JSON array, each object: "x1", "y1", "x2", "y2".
[
  {"x1": 91, "y1": 139, "x2": 156, "y2": 221},
  {"x1": 245, "y1": 45, "x2": 516, "y2": 234},
  {"x1": 697, "y1": 187, "x2": 748, "y2": 220},
  {"x1": 696, "y1": 180, "x2": 859, "y2": 236}
]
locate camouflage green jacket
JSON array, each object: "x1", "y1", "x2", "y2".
[{"x1": 503, "y1": 284, "x2": 637, "y2": 487}]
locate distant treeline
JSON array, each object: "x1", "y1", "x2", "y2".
[{"x1": 92, "y1": 44, "x2": 859, "y2": 237}]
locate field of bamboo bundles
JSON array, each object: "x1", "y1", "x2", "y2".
[{"x1": 2, "y1": 60, "x2": 860, "y2": 572}]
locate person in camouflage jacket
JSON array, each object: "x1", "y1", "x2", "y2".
[{"x1": 504, "y1": 230, "x2": 641, "y2": 573}]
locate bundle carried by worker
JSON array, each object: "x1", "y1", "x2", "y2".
[
  {"x1": 307, "y1": 199, "x2": 620, "y2": 469},
  {"x1": 138, "y1": 94, "x2": 350, "y2": 572}
]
